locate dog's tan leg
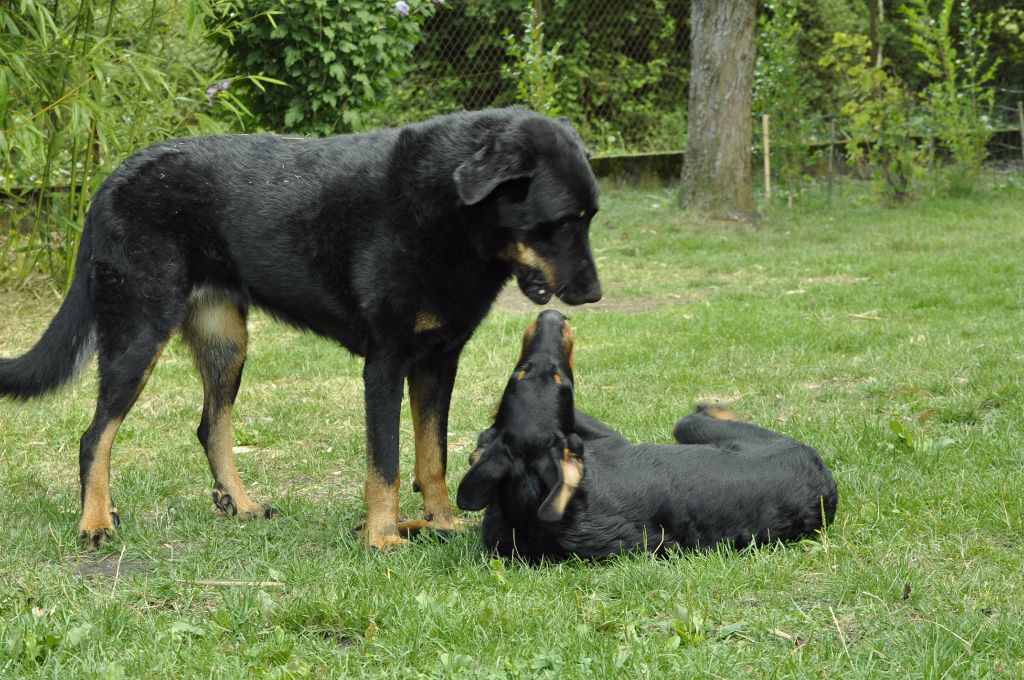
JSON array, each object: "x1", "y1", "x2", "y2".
[
  {"x1": 183, "y1": 291, "x2": 273, "y2": 520},
  {"x1": 409, "y1": 400, "x2": 457, "y2": 529},
  {"x1": 78, "y1": 417, "x2": 122, "y2": 550},
  {"x1": 406, "y1": 352, "x2": 469, "y2": 534},
  {"x1": 363, "y1": 467, "x2": 406, "y2": 549},
  {"x1": 359, "y1": 354, "x2": 409, "y2": 549}
]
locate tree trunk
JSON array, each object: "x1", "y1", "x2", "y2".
[
  {"x1": 679, "y1": 0, "x2": 757, "y2": 220},
  {"x1": 867, "y1": 0, "x2": 883, "y2": 67}
]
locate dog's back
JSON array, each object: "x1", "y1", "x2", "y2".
[{"x1": 533, "y1": 429, "x2": 836, "y2": 557}]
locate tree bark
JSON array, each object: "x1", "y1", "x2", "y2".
[
  {"x1": 867, "y1": 0, "x2": 883, "y2": 67},
  {"x1": 679, "y1": 0, "x2": 757, "y2": 220}
]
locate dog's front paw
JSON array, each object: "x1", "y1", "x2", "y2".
[
  {"x1": 352, "y1": 524, "x2": 410, "y2": 551},
  {"x1": 78, "y1": 509, "x2": 119, "y2": 551},
  {"x1": 212, "y1": 486, "x2": 276, "y2": 520}
]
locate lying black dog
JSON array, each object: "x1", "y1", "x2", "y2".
[
  {"x1": 0, "y1": 107, "x2": 602, "y2": 550},
  {"x1": 456, "y1": 310, "x2": 838, "y2": 561}
]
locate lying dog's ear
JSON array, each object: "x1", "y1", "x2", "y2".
[
  {"x1": 468, "y1": 426, "x2": 498, "y2": 467},
  {"x1": 537, "y1": 434, "x2": 585, "y2": 523},
  {"x1": 454, "y1": 137, "x2": 534, "y2": 205},
  {"x1": 456, "y1": 441, "x2": 511, "y2": 511}
]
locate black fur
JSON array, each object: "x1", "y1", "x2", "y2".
[
  {"x1": 457, "y1": 310, "x2": 839, "y2": 562},
  {"x1": 0, "y1": 107, "x2": 602, "y2": 548}
]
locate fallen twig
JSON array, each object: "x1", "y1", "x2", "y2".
[{"x1": 177, "y1": 579, "x2": 284, "y2": 588}]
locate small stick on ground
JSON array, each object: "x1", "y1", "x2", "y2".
[{"x1": 177, "y1": 579, "x2": 284, "y2": 588}]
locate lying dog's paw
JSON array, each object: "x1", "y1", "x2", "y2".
[{"x1": 696, "y1": 403, "x2": 739, "y2": 421}]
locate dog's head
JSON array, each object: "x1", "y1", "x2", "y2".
[
  {"x1": 457, "y1": 310, "x2": 585, "y2": 522},
  {"x1": 454, "y1": 110, "x2": 602, "y2": 306}
]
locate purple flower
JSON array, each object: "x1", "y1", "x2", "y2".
[
  {"x1": 205, "y1": 79, "x2": 232, "y2": 107},
  {"x1": 395, "y1": 0, "x2": 410, "y2": 16}
]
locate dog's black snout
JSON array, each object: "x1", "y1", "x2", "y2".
[
  {"x1": 580, "y1": 280, "x2": 602, "y2": 303},
  {"x1": 560, "y1": 279, "x2": 602, "y2": 305}
]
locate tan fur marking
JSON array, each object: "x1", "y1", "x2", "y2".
[
  {"x1": 553, "y1": 373, "x2": 562, "y2": 384},
  {"x1": 549, "y1": 447, "x2": 584, "y2": 517},
  {"x1": 79, "y1": 418, "x2": 122, "y2": 536},
  {"x1": 518, "y1": 318, "x2": 539, "y2": 364},
  {"x1": 186, "y1": 292, "x2": 246, "y2": 343},
  {"x1": 414, "y1": 311, "x2": 443, "y2": 333},
  {"x1": 562, "y1": 321, "x2": 576, "y2": 372},
  {"x1": 409, "y1": 386, "x2": 458, "y2": 530},
  {"x1": 363, "y1": 468, "x2": 405, "y2": 549},
  {"x1": 500, "y1": 243, "x2": 556, "y2": 290},
  {"x1": 705, "y1": 406, "x2": 739, "y2": 421}
]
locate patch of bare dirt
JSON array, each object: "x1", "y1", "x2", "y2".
[{"x1": 70, "y1": 553, "x2": 151, "y2": 580}]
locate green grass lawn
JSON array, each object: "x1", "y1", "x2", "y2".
[{"x1": 2, "y1": 175, "x2": 1023, "y2": 677}]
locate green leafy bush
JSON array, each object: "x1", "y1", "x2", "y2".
[
  {"x1": 903, "y1": 0, "x2": 999, "y2": 195},
  {"x1": 210, "y1": 0, "x2": 440, "y2": 135},
  {"x1": 821, "y1": 32, "x2": 925, "y2": 204},
  {"x1": 502, "y1": 7, "x2": 563, "y2": 116}
]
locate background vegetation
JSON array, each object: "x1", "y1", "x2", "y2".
[{"x1": 2, "y1": 0, "x2": 1023, "y2": 287}]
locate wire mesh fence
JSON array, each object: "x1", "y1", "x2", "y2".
[
  {"x1": 380, "y1": 2, "x2": 1024, "y2": 163},
  {"x1": 371, "y1": 0, "x2": 690, "y2": 156}
]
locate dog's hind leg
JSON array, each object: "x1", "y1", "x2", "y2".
[
  {"x1": 673, "y1": 405, "x2": 796, "y2": 453},
  {"x1": 182, "y1": 290, "x2": 274, "y2": 521},
  {"x1": 78, "y1": 330, "x2": 169, "y2": 550},
  {"x1": 404, "y1": 349, "x2": 468, "y2": 536}
]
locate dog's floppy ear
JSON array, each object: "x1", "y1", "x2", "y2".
[
  {"x1": 537, "y1": 434, "x2": 585, "y2": 523},
  {"x1": 453, "y1": 136, "x2": 534, "y2": 205},
  {"x1": 468, "y1": 426, "x2": 498, "y2": 467},
  {"x1": 456, "y1": 441, "x2": 511, "y2": 511}
]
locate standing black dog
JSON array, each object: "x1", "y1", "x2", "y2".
[
  {"x1": 457, "y1": 311, "x2": 838, "y2": 561},
  {"x1": 0, "y1": 107, "x2": 601, "y2": 550}
]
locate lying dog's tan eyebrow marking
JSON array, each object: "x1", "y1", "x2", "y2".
[
  {"x1": 553, "y1": 373, "x2": 561, "y2": 384},
  {"x1": 519, "y1": 318, "x2": 538, "y2": 361}
]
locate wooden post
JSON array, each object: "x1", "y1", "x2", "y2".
[
  {"x1": 1018, "y1": 101, "x2": 1024, "y2": 162},
  {"x1": 827, "y1": 116, "x2": 836, "y2": 203},
  {"x1": 762, "y1": 114, "x2": 771, "y2": 203}
]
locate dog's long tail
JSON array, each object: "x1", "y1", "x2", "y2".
[{"x1": 0, "y1": 215, "x2": 97, "y2": 400}]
